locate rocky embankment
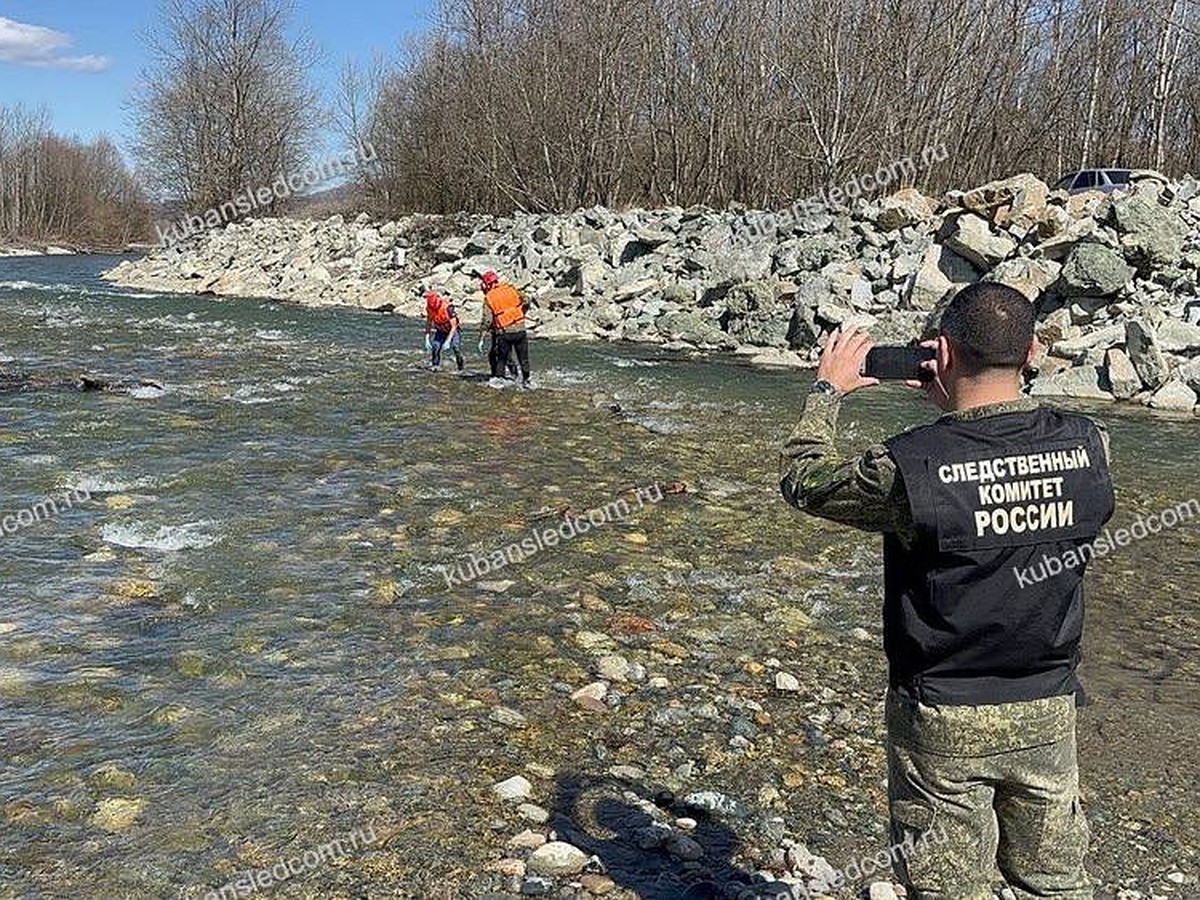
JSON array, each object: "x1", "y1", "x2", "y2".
[{"x1": 103, "y1": 174, "x2": 1200, "y2": 413}]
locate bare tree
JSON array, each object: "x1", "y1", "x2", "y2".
[
  {"x1": 132, "y1": 0, "x2": 319, "y2": 215},
  {"x1": 0, "y1": 104, "x2": 149, "y2": 247}
]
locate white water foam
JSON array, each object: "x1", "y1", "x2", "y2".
[
  {"x1": 65, "y1": 473, "x2": 157, "y2": 494},
  {"x1": 100, "y1": 521, "x2": 219, "y2": 551},
  {"x1": 127, "y1": 384, "x2": 167, "y2": 400},
  {"x1": 609, "y1": 357, "x2": 660, "y2": 369}
]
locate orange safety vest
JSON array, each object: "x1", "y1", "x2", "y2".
[
  {"x1": 428, "y1": 298, "x2": 453, "y2": 332},
  {"x1": 485, "y1": 284, "x2": 525, "y2": 331}
]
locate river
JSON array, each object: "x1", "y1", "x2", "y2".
[{"x1": 0, "y1": 255, "x2": 1196, "y2": 899}]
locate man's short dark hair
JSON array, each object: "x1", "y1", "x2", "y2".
[{"x1": 939, "y1": 283, "x2": 1035, "y2": 373}]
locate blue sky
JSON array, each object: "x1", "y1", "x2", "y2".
[{"x1": 0, "y1": 0, "x2": 436, "y2": 155}]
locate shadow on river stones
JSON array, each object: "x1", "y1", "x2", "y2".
[{"x1": 548, "y1": 773, "x2": 783, "y2": 900}]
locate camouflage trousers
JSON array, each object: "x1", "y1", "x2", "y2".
[{"x1": 884, "y1": 690, "x2": 1092, "y2": 900}]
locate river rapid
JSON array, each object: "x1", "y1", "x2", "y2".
[{"x1": 0, "y1": 256, "x2": 1196, "y2": 899}]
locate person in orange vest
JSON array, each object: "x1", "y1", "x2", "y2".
[
  {"x1": 478, "y1": 270, "x2": 531, "y2": 385},
  {"x1": 423, "y1": 290, "x2": 464, "y2": 371}
]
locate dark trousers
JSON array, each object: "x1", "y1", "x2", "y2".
[
  {"x1": 491, "y1": 331, "x2": 530, "y2": 381},
  {"x1": 431, "y1": 330, "x2": 463, "y2": 370}
]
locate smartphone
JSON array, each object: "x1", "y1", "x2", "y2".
[{"x1": 863, "y1": 346, "x2": 936, "y2": 382}]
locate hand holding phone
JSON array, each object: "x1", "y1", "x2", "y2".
[{"x1": 862, "y1": 346, "x2": 937, "y2": 382}]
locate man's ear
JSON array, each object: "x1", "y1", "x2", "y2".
[
  {"x1": 937, "y1": 335, "x2": 953, "y2": 374},
  {"x1": 1024, "y1": 337, "x2": 1040, "y2": 371}
]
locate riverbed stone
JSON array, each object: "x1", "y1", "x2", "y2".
[
  {"x1": 493, "y1": 775, "x2": 534, "y2": 802},
  {"x1": 526, "y1": 840, "x2": 590, "y2": 876},
  {"x1": 90, "y1": 797, "x2": 145, "y2": 832}
]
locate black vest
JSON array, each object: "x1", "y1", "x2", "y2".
[{"x1": 883, "y1": 407, "x2": 1114, "y2": 706}]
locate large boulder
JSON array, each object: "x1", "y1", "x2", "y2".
[
  {"x1": 1058, "y1": 242, "x2": 1135, "y2": 297},
  {"x1": 1156, "y1": 319, "x2": 1200, "y2": 353},
  {"x1": 905, "y1": 244, "x2": 978, "y2": 310},
  {"x1": 1124, "y1": 319, "x2": 1170, "y2": 390},
  {"x1": 876, "y1": 188, "x2": 936, "y2": 231},
  {"x1": 1050, "y1": 324, "x2": 1125, "y2": 359},
  {"x1": 984, "y1": 257, "x2": 1061, "y2": 301},
  {"x1": 939, "y1": 212, "x2": 1017, "y2": 270},
  {"x1": 1028, "y1": 365, "x2": 1114, "y2": 401},
  {"x1": 1109, "y1": 192, "x2": 1188, "y2": 270},
  {"x1": 655, "y1": 310, "x2": 736, "y2": 349},
  {"x1": 1148, "y1": 380, "x2": 1198, "y2": 411},
  {"x1": 1104, "y1": 347, "x2": 1142, "y2": 400},
  {"x1": 1179, "y1": 356, "x2": 1200, "y2": 393},
  {"x1": 722, "y1": 281, "x2": 787, "y2": 346},
  {"x1": 962, "y1": 173, "x2": 1050, "y2": 223}
]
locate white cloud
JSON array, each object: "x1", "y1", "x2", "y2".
[{"x1": 0, "y1": 16, "x2": 111, "y2": 72}]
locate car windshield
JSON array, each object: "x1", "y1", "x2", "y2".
[
  {"x1": 1106, "y1": 170, "x2": 1131, "y2": 184},
  {"x1": 1075, "y1": 171, "x2": 1097, "y2": 189}
]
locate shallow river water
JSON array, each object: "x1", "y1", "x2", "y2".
[{"x1": 0, "y1": 256, "x2": 1197, "y2": 899}]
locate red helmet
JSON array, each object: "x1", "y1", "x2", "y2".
[
  {"x1": 424, "y1": 291, "x2": 442, "y2": 313},
  {"x1": 480, "y1": 271, "x2": 499, "y2": 289}
]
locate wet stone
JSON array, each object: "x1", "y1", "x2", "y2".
[
  {"x1": 509, "y1": 829, "x2": 546, "y2": 849},
  {"x1": 571, "y1": 681, "x2": 609, "y2": 712},
  {"x1": 520, "y1": 876, "x2": 553, "y2": 895},
  {"x1": 774, "y1": 672, "x2": 801, "y2": 692}
]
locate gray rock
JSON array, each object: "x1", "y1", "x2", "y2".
[
  {"x1": 1059, "y1": 242, "x2": 1135, "y2": 297},
  {"x1": 940, "y1": 211, "x2": 1017, "y2": 270},
  {"x1": 518, "y1": 803, "x2": 550, "y2": 824},
  {"x1": 1028, "y1": 366, "x2": 1114, "y2": 401},
  {"x1": 774, "y1": 672, "x2": 801, "y2": 692},
  {"x1": 985, "y1": 257, "x2": 1061, "y2": 301},
  {"x1": 683, "y1": 790, "x2": 749, "y2": 819},
  {"x1": 905, "y1": 245, "x2": 953, "y2": 310},
  {"x1": 876, "y1": 188, "x2": 935, "y2": 231},
  {"x1": 493, "y1": 775, "x2": 534, "y2": 802},
  {"x1": 1149, "y1": 380, "x2": 1197, "y2": 411},
  {"x1": 520, "y1": 876, "x2": 553, "y2": 895},
  {"x1": 526, "y1": 841, "x2": 590, "y2": 876},
  {"x1": 1125, "y1": 320, "x2": 1171, "y2": 390},
  {"x1": 1110, "y1": 192, "x2": 1188, "y2": 270},
  {"x1": 1156, "y1": 318, "x2": 1200, "y2": 353},
  {"x1": 665, "y1": 833, "x2": 705, "y2": 861},
  {"x1": 1179, "y1": 356, "x2": 1200, "y2": 393},
  {"x1": 774, "y1": 234, "x2": 840, "y2": 275},
  {"x1": 656, "y1": 311, "x2": 735, "y2": 349},
  {"x1": 490, "y1": 707, "x2": 529, "y2": 728},
  {"x1": 1051, "y1": 324, "x2": 1125, "y2": 358},
  {"x1": 1105, "y1": 348, "x2": 1142, "y2": 400}
]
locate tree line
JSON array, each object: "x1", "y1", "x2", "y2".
[
  {"x1": 0, "y1": 104, "x2": 149, "y2": 248},
  {"x1": 347, "y1": 0, "x2": 1200, "y2": 215},
  {"x1": 8, "y1": 0, "x2": 1200, "y2": 247}
]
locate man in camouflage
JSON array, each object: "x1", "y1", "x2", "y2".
[{"x1": 780, "y1": 283, "x2": 1114, "y2": 899}]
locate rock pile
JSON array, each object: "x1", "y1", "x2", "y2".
[{"x1": 103, "y1": 173, "x2": 1200, "y2": 413}]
